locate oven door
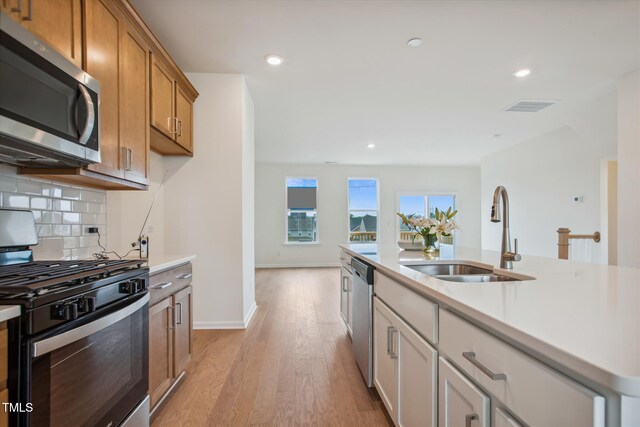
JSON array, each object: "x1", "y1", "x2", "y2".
[
  {"x1": 0, "y1": 13, "x2": 100, "y2": 166},
  {"x1": 25, "y1": 293, "x2": 149, "y2": 427}
]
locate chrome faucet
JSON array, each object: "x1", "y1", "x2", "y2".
[{"x1": 491, "y1": 186, "x2": 521, "y2": 269}]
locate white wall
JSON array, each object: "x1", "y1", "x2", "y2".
[
  {"x1": 241, "y1": 80, "x2": 256, "y2": 322},
  {"x1": 106, "y1": 151, "x2": 166, "y2": 255},
  {"x1": 616, "y1": 70, "x2": 640, "y2": 268},
  {"x1": 255, "y1": 163, "x2": 481, "y2": 267},
  {"x1": 107, "y1": 74, "x2": 256, "y2": 328},
  {"x1": 481, "y1": 126, "x2": 613, "y2": 260},
  {"x1": 159, "y1": 73, "x2": 255, "y2": 328}
]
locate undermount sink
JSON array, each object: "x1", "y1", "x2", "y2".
[
  {"x1": 401, "y1": 263, "x2": 534, "y2": 282},
  {"x1": 404, "y1": 263, "x2": 493, "y2": 276}
]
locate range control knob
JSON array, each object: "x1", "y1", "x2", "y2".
[
  {"x1": 52, "y1": 302, "x2": 78, "y2": 320},
  {"x1": 119, "y1": 279, "x2": 145, "y2": 295},
  {"x1": 77, "y1": 296, "x2": 96, "y2": 313}
]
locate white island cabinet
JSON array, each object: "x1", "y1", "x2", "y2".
[
  {"x1": 370, "y1": 269, "x2": 605, "y2": 427},
  {"x1": 373, "y1": 296, "x2": 437, "y2": 427}
]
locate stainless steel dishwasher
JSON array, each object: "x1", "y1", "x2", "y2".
[{"x1": 351, "y1": 257, "x2": 375, "y2": 387}]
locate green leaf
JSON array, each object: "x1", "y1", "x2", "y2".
[{"x1": 448, "y1": 209, "x2": 458, "y2": 219}]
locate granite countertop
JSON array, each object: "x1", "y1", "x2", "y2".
[
  {"x1": 0, "y1": 305, "x2": 21, "y2": 322},
  {"x1": 340, "y1": 243, "x2": 640, "y2": 397}
]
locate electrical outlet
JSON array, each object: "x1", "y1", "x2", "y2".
[{"x1": 87, "y1": 227, "x2": 99, "y2": 234}]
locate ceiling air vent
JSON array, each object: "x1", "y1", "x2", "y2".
[{"x1": 504, "y1": 99, "x2": 558, "y2": 113}]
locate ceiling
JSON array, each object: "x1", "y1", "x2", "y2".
[{"x1": 131, "y1": 0, "x2": 640, "y2": 166}]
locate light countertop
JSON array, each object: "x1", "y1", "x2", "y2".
[
  {"x1": 142, "y1": 254, "x2": 196, "y2": 274},
  {"x1": 0, "y1": 305, "x2": 21, "y2": 322},
  {"x1": 340, "y1": 243, "x2": 640, "y2": 397}
]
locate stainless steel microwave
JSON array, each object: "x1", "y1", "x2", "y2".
[{"x1": 0, "y1": 12, "x2": 100, "y2": 167}]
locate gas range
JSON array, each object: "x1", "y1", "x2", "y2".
[
  {"x1": 0, "y1": 258, "x2": 148, "y2": 335},
  {"x1": 0, "y1": 208, "x2": 150, "y2": 427}
]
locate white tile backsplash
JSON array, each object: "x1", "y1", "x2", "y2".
[{"x1": 0, "y1": 164, "x2": 107, "y2": 260}]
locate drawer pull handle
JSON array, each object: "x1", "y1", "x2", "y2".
[
  {"x1": 154, "y1": 282, "x2": 173, "y2": 289},
  {"x1": 387, "y1": 326, "x2": 398, "y2": 359},
  {"x1": 465, "y1": 414, "x2": 478, "y2": 427},
  {"x1": 462, "y1": 351, "x2": 507, "y2": 380},
  {"x1": 177, "y1": 273, "x2": 192, "y2": 280}
]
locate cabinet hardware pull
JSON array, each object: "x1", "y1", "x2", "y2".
[
  {"x1": 173, "y1": 117, "x2": 179, "y2": 135},
  {"x1": 387, "y1": 326, "x2": 398, "y2": 359},
  {"x1": 169, "y1": 306, "x2": 176, "y2": 330},
  {"x1": 153, "y1": 281, "x2": 173, "y2": 289},
  {"x1": 22, "y1": 0, "x2": 32, "y2": 20},
  {"x1": 465, "y1": 414, "x2": 478, "y2": 427},
  {"x1": 11, "y1": 0, "x2": 22, "y2": 13},
  {"x1": 176, "y1": 302, "x2": 183, "y2": 325},
  {"x1": 177, "y1": 273, "x2": 192, "y2": 280},
  {"x1": 390, "y1": 327, "x2": 398, "y2": 359},
  {"x1": 342, "y1": 276, "x2": 348, "y2": 292},
  {"x1": 462, "y1": 351, "x2": 507, "y2": 380},
  {"x1": 178, "y1": 120, "x2": 183, "y2": 137}
]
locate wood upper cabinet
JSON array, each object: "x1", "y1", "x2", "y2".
[
  {"x1": 120, "y1": 23, "x2": 150, "y2": 183},
  {"x1": 84, "y1": 0, "x2": 123, "y2": 179},
  {"x1": 83, "y1": 0, "x2": 149, "y2": 186},
  {"x1": 175, "y1": 85, "x2": 193, "y2": 153},
  {"x1": 151, "y1": 56, "x2": 175, "y2": 139},
  {"x1": 172, "y1": 286, "x2": 192, "y2": 377},
  {"x1": 150, "y1": 54, "x2": 195, "y2": 156},
  {"x1": 149, "y1": 297, "x2": 173, "y2": 409},
  {"x1": 3, "y1": 0, "x2": 83, "y2": 67}
]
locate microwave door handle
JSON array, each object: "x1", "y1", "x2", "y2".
[
  {"x1": 31, "y1": 293, "x2": 149, "y2": 358},
  {"x1": 77, "y1": 84, "x2": 95, "y2": 145}
]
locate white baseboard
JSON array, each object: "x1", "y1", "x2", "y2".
[
  {"x1": 243, "y1": 301, "x2": 257, "y2": 328},
  {"x1": 193, "y1": 301, "x2": 258, "y2": 330},
  {"x1": 255, "y1": 263, "x2": 340, "y2": 269}
]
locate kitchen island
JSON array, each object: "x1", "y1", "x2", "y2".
[{"x1": 340, "y1": 243, "x2": 639, "y2": 427}]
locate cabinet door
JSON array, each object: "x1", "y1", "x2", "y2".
[
  {"x1": 373, "y1": 297, "x2": 398, "y2": 422},
  {"x1": 120, "y1": 25, "x2": 149, "y2": 184},
  {"x1": 84, "y1": 0, "x2": 124, "y2": 179},
  {"x1": 173, "y1": 286, "x2": 192, "y2": 377},
  {"x1": 439, "y1": 357, "x2": 489, "y2": 427},
  {"x1": 397, "y1": 317, "x2": 437, "y2": 427},
  {"x1": 339, "y1": 270, "x2": 349, "y2": 328},
  {"x1": 149, "y1": 298, "x2": 173, "y2": 409},
  {"x1": 175, "y1": 85, "x2": 193, "y2": 152},
  {"x1": 7, "y1": 0, "x2": 82, "y2": 67},
  {"x1": 151, "y1": 56, "x2": 175, "y2": 139},
  {"x1": 495, "y1": 407, "x2": 523, "y2": 427}
]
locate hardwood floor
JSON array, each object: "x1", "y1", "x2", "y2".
[{"x1": 151, "y1": 268, "x2": 392, "y2": 427}]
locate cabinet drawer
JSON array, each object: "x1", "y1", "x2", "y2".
[
  {"x1": 150, "y1": 263, "x2": 192, "y2": 306},
  {"x1": 439, "y1": 309, "x2": 605, "y2": 427},
  {"x1": 374, "y1": 271, "x2": 438, "y2": 344}
]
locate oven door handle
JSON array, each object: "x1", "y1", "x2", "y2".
[{"x1": 31, "y1": 293, "x2": 149, "y2": 358}]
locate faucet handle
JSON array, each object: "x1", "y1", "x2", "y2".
[{"x1": 510, "y1": 238, "x2": 522, "y2": 262}]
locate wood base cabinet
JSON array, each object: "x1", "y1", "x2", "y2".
[
  {"x1": 0, "y1": 322, "x2": 7, "y2": 427},
  {"x1": 373, "y1": 297, "x2": 437, "y2": 427},
  {"x1": 149, "y1": 263, "x2": 193, "y2": 415}
]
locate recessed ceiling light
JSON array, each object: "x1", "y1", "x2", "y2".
[
  {"x1": 324, "y1": 161, "x2": 338, "y2": 164},
  {"x1": 407, "y1": 38, "x2": 423, "y2": 48},
  {"x1": 513, "y1": 69, "x2": 531, "y2": 78},
  {"x1": 367, "y1": 143, "x2": 375, "y2": 149},
  {"x1": 265, "y1": 54, "x2": 284, "y2": 66}
]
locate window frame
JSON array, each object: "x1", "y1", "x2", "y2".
[
  {"x1": 395, "y1": 191, "x2": 458, "y2": 244},
  {"x1": 284, "y1": 176, "x2": 320, "y2": 245},
  {"x1": 347, "y1": 177, "x2": 380, "y2": 243}
]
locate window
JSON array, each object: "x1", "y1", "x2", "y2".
[
  {"x1": 397, "y1": 193, "x2": 456, "y2": 244},
  {"x1": 348, "y1": 178, "x2": 378, "y2": 242},
  {"x1": 286, "y1": 178, "x2": 318, "y2": 243}
]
